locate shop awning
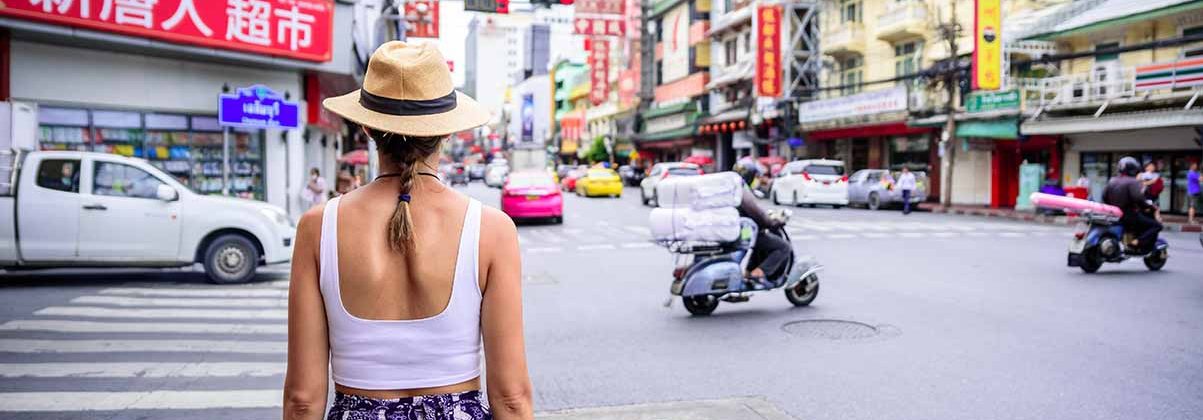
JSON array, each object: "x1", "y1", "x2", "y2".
[
  {"x1": 804, "y1": 122, "x2": 934, "y2": 141},
  {"x1": 956, "y1": 118, "x2": 1019, "y2": 140},
  {"x1": 1021, "y1": 108, "x2": 1203, "y2": 135},
  {"x1": 635, "y1": 126, "x2": 697, "y2": 143}
]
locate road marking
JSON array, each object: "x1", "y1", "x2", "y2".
[
  {"x1": 621, "y1": 242, "x2": 654, "y2": 249},
  {"x1": 0, "y1": 339, "x2": 284, "y2": 354},
  {"x1": 577, "y1": 244, "x2": 616, "y2": 251},
  {"x1": 965, "y1": 232, "x2": 989, "y2": 237},
  {"x1": 71, "y1": 295, "x2": 285, "y2": 308},
  {"x1": 898, "y1": 232, "x2": 926, "y2": 238},
  {"x1": 795, "y1": 222, "x2": 833, "y2": 232},
  {"x1": 0, "y1": 362, "x2": 285, "y2": 378},
  {"x1": 793, "y1": 235, "x2": 820, "y2": 241},
  {"x1": 99, "y1": 287, "x2": 287, "y2": 298},
  {"x1": 526, "y1": 247, "x2": 562, "y2": 254},
  {"x1": 861, "y1": 232, "x2": 891, "y2": 239},
  {"x1": 623, "y1": 226, "x2": 651, "y2": 235},
  {"x1": 825, "y1": 233, "x2": 858, "y2": 239},
  {"x1": 999, "y1": 232, "x2": 1026, "y2": 238},
  {"x1": 34, "y1": 306, "x2": 287, "y2": 320},
  {"x1": 0, "y1": 320, "x2": 285, "y2": 335},
  {"x1": 931, "y1": 232, "x2": 960, "y2": 238},
  {"x1": 0, "y1": 390, "x2": 281, "y2": 411}
]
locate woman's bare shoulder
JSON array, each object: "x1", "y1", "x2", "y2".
[{"x1": 479, "y1": 205, "x2": 517, "y2": 243}]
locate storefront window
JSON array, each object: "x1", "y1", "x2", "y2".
[
  {"x1": 1080, "y1": 152, "x2": 1111, "y2": 201},
  {"x1": 889, "y1": 136, "x2": 930, "y2": 172},
  {"x1": 35, "y1": 108, "x2": 267, "y2": 202}
]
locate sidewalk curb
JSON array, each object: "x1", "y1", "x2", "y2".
[{"x1": 920, "y1": 204, "x2": 1203, "y2": 233}]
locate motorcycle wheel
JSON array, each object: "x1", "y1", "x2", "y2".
[
  {"x1": 1143, "y1": 249, "x2": 1167, "y2": 271},
  {"x1": 682, "y1": 295, "x2": 719, "y2": 316},
  {"x1": 785, "y1": 275, "x2": 819, "y2": 306},
  {"x1": 1080, "y1": 248, "x2": 1103, "y2": 274}
]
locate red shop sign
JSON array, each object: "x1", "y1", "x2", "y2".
[
  {"x1": 755, "y1": 4, "x2": 782, "y2": 97},
  {"x1": 0, "y1": 0, "x2": 334, "y2": 62},
  {"x1": 588, "y1": 38, "x2": 609, "y2": 106}
]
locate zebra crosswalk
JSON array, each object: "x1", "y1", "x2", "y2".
[
  {"x1": 516, "y1": 218, "x2": 1069, "y2": 254},
  {"x1": 0, "y1": 279, "x2": 291, "y2": 415}
]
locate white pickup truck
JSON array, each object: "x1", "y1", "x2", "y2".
[{"x1": 0, "y1": 150, "x2": 295, "y2": 284}]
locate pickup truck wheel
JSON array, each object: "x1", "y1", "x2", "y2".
[{"x1": 204, "y1": 234, "x2": 259, "y2": 284}]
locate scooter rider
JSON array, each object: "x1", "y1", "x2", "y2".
[
  {"x1": 1103, "y1": 156, "x2": 1162, "y2": 252},
  {"x1": 733, "y1": 161, "x2": 790, "y2": 283}
]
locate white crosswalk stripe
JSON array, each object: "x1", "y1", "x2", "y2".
[
  {"x1": 0, "y1": 390, "x2": 281, "y2": 411},
  {"x1": 71, "y1": 295, "x2": 286, "y2": 308},
  {"x1": 34, "y1": 306, "x2": 288, "y2": 320},
  {"x1": 0, "y1": 362, "x2": 285, "y2": 378},
  {"x1": 99, "y1": 287, "x2": 287, "y2": 298},
  {"x1": 0, "y1": 320, "x2": 286, "y2": 335},
  {"x1": 0, "y1": 339, "x2": 285, "y2": 354}
]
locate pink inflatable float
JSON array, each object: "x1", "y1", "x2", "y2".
[{"x1": 1029, "y1": 192, "x2": 1123, "y2": 218}]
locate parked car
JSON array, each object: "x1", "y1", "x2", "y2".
[
  {"x1": 485, "y1": 165, "x2": 509, "y2": 188},
  {"x1": 770, "y1": 159, "x2": 849, "y2": 208},
  {"x1": 639, "y1": 162, "x2": 702, "y2": 206},
  {"x1": 576, "y1": 168, "x2": 624, "y2": 198},
  {"x1": 556, "y1": 164, "x2": 575, "y2": 180},
  {"x1": 847, "y1": 169, "x2": 929, "y2": 210},
  {"x1": 500, "y1": 171, "x2": 562, "y2": 224},
  {"x1": 618, "y1": 165, "x2": 646, "y2": 186},
  {"x1": 560, "y1": 169, "x2": 585, "y2": 192},
  {"x1": 0, "y1": 150, "x2": 295, "y2": 284},
  {"x1": 467, "y1": 163, "x2": 487, "y2": 181},
  {"x1": 446, "y1": 163, "x2": 469, "y2": 186}
]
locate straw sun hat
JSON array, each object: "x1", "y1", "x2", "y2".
[{"x1": 323, "y1": 41, "x2": 491, "y2": 137}]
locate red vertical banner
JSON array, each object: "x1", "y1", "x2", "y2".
[
  {"x1": 755, "y1": 5, "x2": 783, "y2": 98},
  {"x1": 589, "y1": 38, "x2": 610, "y2": 106},
  {"x1": 404, "y1": 0, "x2": 440, "y2": 39}
]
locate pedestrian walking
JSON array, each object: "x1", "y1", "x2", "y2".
[
  {"x1": 1187, "y1": 161, "x2": 1201, "y2": 224},
  {"x1": 897, "y1": 167, "x2": 917, "y2": 215},
  {"x1": 284, "y1": 42, "x2": 532, "y2": 420},
  {"x1": 301, "y1": 168, "x2": 328, "y2": 208}
]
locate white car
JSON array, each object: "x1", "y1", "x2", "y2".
[
  {"x1": 0, "y1": 150, "x2": 295, "y2": 284},
  {"x1": 485, "y1": 165, "x2": 509, "y2": 188},
  {"x1": 770, "y1": 159, "x2": 849, "y2": 208},
  {"x1": 639, "y1": 162, "x2": 702, "y2": 206}
]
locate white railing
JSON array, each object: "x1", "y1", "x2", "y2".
[
  {"x1": 1014, "y1": 67, "x2": 1137, "y2": 108},
  {"x1": 877, "y1": 0, "x2": 927, "y2": 31}
]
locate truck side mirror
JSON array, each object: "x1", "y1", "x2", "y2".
[{"x1": 156, "y1": 184, "x2": 179, "y2": 202}]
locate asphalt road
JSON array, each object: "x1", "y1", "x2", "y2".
[{"x1": 0, "y1": 182, "x2": 1200, "y2": 420}]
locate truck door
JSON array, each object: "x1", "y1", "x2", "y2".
[
  {"x1": 77, "y1": 159, "x2": 181, "y2": 261},
  {"x1": 16, "y1": 157, "x2": 81, "y2": 260}
]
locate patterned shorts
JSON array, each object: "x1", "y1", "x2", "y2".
[{"x1": 327, "y1": 390, "x2": 492, "y2": 420}]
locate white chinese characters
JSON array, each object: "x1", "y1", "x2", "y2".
[{"x1": 161, "y1": 0, "x2": 213, "y2": 36}]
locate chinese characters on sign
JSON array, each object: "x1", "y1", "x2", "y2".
[
  {"x1": 755, "y1": 5, "x2": 783, "y2": 97},
  {"x1": 2, "y1": 0, "x2": 333, "y2": 62},
  {"x1": 464, "y1": 0, "x2": 508, "y2": 14},
  {"x1": 404, "y1": 0, "x2": 440, "y2": 38},
  {"x1": 589, "y1": 38, "x2": 610, "y2": 106},
  {"x1": 973, "y1": 0, "x2": 1002, "y2": 90},
  {"x1": 573, "y1": 16, "x2": 625, "y2": 37}
]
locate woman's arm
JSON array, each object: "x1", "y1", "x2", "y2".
[
  {"x1": 283, "y1": 206, "x2": 331, "y2": 420},
  {"x1": 479, "y1": 208, "x2": 534, "y2": 420}
]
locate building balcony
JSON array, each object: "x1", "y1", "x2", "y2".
[
  {"x1": 822, "y1": 23, "x2": 865, "y2": 58},
  {"x1": 1015, "y1": 67, "x2": 1137, "y2": 109},
  {"x1": 875, "y1": 0, "x2": 928, "y2": 43}
]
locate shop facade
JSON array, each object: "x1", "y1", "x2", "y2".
[
  {"x1": 0, "y1": 0, "x2": 357, "y2": 219},
  {"x1": 634, "y1": 0, "x2": 710, "y2": 167}
]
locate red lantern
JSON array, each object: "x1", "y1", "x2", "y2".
[{"x1": 738, "y1": 120, "x2": 746, "y2": 129}]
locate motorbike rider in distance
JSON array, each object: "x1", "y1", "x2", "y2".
[
  {"x1": 1103, "y1": 156, "x2": 1163, "y2": 252},
  {"x1": 733, "y1": 161, "x2": 790, "y2": 284}
]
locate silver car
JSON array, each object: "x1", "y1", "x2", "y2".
[{"x1": 847, "y1": 169, "x2": 929, "y2": 210}]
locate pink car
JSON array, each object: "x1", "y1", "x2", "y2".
[{"x1": 501, "y1": 171, "x2": 563, "y2": 224}]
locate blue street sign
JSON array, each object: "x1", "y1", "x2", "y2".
[
  {"x1": 788, "y1": 136, "x2": 804, "y2": 148},
  {"x1": 219, "y1": 85, "x2": 300, "y2": 129}
]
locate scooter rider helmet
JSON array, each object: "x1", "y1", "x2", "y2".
[
  {"x1": 1117, "y1": 156, "x2": 1141, "y2": 177},
  {"x1": 733, "y1": 160, "x2": 760, "y2": 186}
]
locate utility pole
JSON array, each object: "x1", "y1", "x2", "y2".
[{"x1": 937, "y1": 0, "x2": 962, "y2": 207}]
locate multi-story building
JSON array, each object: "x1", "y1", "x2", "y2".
[
  {"x1": 1014, "y1": 0, "x2": 1203, "y2": 215},
  {"x1": 466, "y1": 13, "x2": 533, "y2": 116},
  {"x1": 634, "y1": 0, "x2": 712, "y2": 164},
  {"x1": 582, "y1": 0, "x2": 645, "y2": 164},
  {"x1": 552, "y1": 60, "x2": 590, "y2": 161}
]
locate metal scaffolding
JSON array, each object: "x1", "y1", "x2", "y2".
[{"x1": 782, "y1": 0, "x2": 821, "y2": 100}]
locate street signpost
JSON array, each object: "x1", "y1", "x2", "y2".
[
  {"x1": 966, "y1": 90, "x2": 1020, "y2": 113},
  {"x1": 219, "y1": 85, "x2": 300, "y2": 196}
]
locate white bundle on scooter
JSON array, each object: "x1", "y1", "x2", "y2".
[
  {"x1": 649, "y1": 172, "x2": 746, "y2": 243},
  {"x1": 654, "y1": 172, "x2": 744, "y2": 210},
  {"x1": 649, "y1": 206, "x2": 742, "y2": 243}
]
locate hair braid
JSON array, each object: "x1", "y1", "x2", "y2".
[{"x1": 367, "y1": 129, "x2": 445, "y2": 254}]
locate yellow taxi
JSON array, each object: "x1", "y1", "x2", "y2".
[{"x1": 575, "y1": 168, "x2": 624, "y2": 197}]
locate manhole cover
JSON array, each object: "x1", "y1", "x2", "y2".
[{"x1": 782, "y1": 319, "x2": 880, "y2": 340}]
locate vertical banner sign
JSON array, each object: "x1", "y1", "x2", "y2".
[
  {"x1": 0, "y1": 0, "x2": 334, "y2": 62},
  {"x1": 404, "y1": 0, "x2": 440, "y2": 38},
  {"x1": 589, "y1": 38, "x2": 610, "y2": 106},
  {"x1": 521, "y1": 94, "x2": 535, "y2": 143},
  {"x1": 755, "y1": 5, "x2": 783, "y2": 97},
  {"x1": 973, "y1": 0, "x2": 1002, "y2": 90}
]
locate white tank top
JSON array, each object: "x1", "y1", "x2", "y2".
[{"x1": 318, "y1": 196, "x2": 483, "y2": 390}]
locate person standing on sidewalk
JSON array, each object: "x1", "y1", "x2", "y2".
[
  {"x1": 301, "y1": 168, "x2": 328, "y2": 208},
  {"x1": 1188, "y1": 161, "x2": 1201, "y2": 224},
  {"x1": 284, "y1": 42, "x2": 532, "y2": 420},
  {"x1": 897, "y1": 167, "x2": 917, "y2": 215}
]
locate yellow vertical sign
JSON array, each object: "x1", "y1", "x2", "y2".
[{"x1": 973, "y1": 0, "x2": 1002, "y2": 90}]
